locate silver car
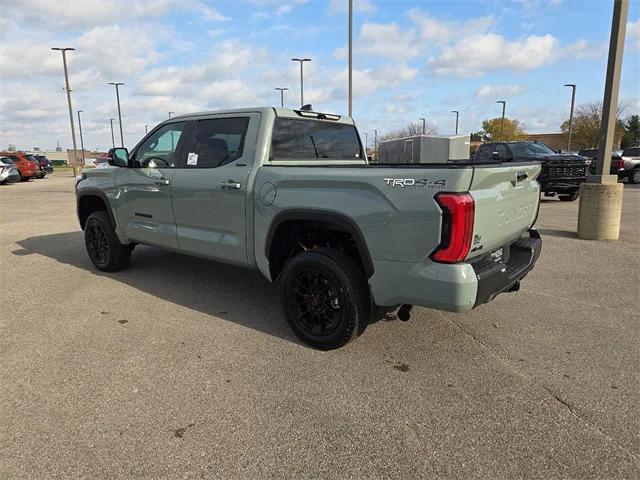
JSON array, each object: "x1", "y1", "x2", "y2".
[{"x1": 0, "y1": 157, "x2": 20, "y2": 184}]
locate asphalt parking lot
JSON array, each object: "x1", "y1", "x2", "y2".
[{"x1": 1, "y1": 175, "x2": 638, "y2": 479}]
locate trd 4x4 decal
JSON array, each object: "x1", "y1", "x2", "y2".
[{"x1": 383, "y1": 178, "x2": 447, "y2": 189}]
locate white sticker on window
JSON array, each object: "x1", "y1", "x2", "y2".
[{"x1": 187, "y1": 152, "x2": 198, "y2": 165}]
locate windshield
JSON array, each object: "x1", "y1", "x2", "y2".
[
  {"x1": 509, "y1": 143, "x2": 555, "y2": 155},
  {"x1": 271, "y1": 118, "x2": 363, "y2": 160},
  {"x1": 0, "y1": 157, "x2": 14, "y2": 165},
  {"x1": 26, "y1": 155, "x2": 37, "y2": 161},
  {"x1": 622, "y1": 147, "x2": 640, "y2": 156}
]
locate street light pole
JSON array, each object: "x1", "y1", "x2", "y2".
[
  {"x1": 275, "y1": 87, "x2": 289, "y2": 107},
  {"x1": 109, "y1": 118, "x2": 115, "y2": 148},
  {"x1": 564, "y1": 83, "x2": 576, "y2": 151},
  {"x1": 51, "y1": 47, "x2": 79, "y2": 175},
  {"x1": 364, "y1": 132, "x2": 368, "y2": 151},
  {"x1": 419, "y1": 117, "x2": 426, "y2": 135},
  {"x1": 168, "y1": 112, "x2": 174, "y2": 118},
  {"x1": 77, "y1": 110, "x2": 85, "y2": 164},
  {"x1": 451, "y1": 110, "x2": 460, "y2": 135},
  {"x1": 292, "y1": 58, "x2": 311, "y2": 107},
  {"x1": 145, "y1": 124, "x2": 149, "y2": 134},
  {"x1": 108, "y1": 82, "x2": 125, "y2": 147},
  {"x1": 497, "y1": 100, "x2": 506, "y2": 140},
  {"x1": 374, "y1": 129, "x2": 378, "y2": 153},
  {"x1": 348, "y1": 0, "x2": 353, "y2": 117}
]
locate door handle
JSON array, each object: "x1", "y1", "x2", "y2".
[
  {"x1": 516, "y1": 172, "x2": 528, "y2": 182},
  {"x1": 154, "y1": 178, "x2": 170, "y2": 186},
  {"x1": 220, "y1": 180, "x2": 241, "y2": 190}
]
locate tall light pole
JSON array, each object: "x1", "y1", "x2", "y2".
[
  {"x1": 275, "y1": 87, "x2": 289, "y2": 107},
  {"x1": 451, "y1": 110, "x2": 460, "y2": 135},
  {"x1": 108, "y1": 82, "x2": 125, "y2": 147},
  {"x1": 291, "y1": 58, "x2": 311, "y2": 107},
  {"x1": 168, "y1": 111, "x2": 174, "y2": 118},
  {"x1": 364, "y1": 132, "x2": 368, "y2": 151},
  {"x1": 51, "y1": 47, "x2": 79, "y2": 175},
  {"x1": 374, "y1": 129, "x2": 378, "y2": 153},
  {"x1": 419, "y1": 117, "x2": 426, "y2": 135},
  {"x1": 348, "y1": 0, "x2": 353, "y2": 117},
  {"x1": 77, "y1": 110, "x2": 85, "y2": 164},
  {"x1": 564, "y1": 83, "x2": 576, "y2": 151},
  {"x1": 145, "y1": 124, "x2": 149, "y2": 134},
  {"x1": 109, "y1": 118, "x2": 116, "y2": 148},
  {"x1": 497, "y1": 100, "x2": 506, "y2": 140}
]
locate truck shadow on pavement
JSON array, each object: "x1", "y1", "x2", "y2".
[{"x1": 14, "y1": 231, "x2": 300, "y2": 345}]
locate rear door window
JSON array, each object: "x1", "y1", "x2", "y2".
[
  {"x1": 271, "y1": 118, "x2": 362, "y2": 161},
  {"x1": 181, "y1": 117, "x2": 249, "y2": 168}
]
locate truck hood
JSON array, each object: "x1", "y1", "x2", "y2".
[{"x1": 513, "y1": 154, "x2": 588, "y2": 164}]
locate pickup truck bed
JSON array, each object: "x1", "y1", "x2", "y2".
[{"x1": 76, "y1": 106, "x2": 542, "y2": 349}]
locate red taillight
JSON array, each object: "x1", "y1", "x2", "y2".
[
  {"x1": 431, "y1": 192, "x2": 475, "y2": 264},
  {"x1": 615, "y1": 158, "x2": 624, "y2": 170}
]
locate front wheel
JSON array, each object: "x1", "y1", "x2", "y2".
[
  {"x1": 558, "y1": 191, "x2": 579, "y2": 202},
  {"x1": 84, "y1": 211, "x2": 132, "y2": 272},
  {"x1": 279, "y1": 247, "x2": 369, "y2": 350},
  {"x1": 629, "y1": 168, "x2": 640, "y2": 185}
]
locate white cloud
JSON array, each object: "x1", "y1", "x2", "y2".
[
  {"x1": 428, "y1": 33, "x2": 561, "y2": 77},
  {"x1": 475, "y1": 85, "x2": 526, "y2": 101},
  {"x1": 628, "y1": 20, "x2": 640, "y2": 50},
  {"x1": 358, "y1": 23, "x2": 421, "y2": 60},
  {"x1": 409, "y1": 9, "x2": 495, "y2": 44},
  {"x1": 329, "y1": 0, "x2": 376, "y2": 14},
  {"x1": 249, "y1": 0, "x2": 308, "y2": 15}
]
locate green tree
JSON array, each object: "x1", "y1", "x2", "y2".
[
  {"x1": 621, "y1": 114, "x2": 640, "y2": 148},
  {"x1": 480, "y1": 117, "x2": 526, "y2": 141},
  {"x1": 560, "y1": 102, "x2": 625, "y2": 149}
]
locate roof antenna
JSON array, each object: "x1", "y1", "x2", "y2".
[{"x1": 300, "y1": 104, "x2": 313, "y2": 111}]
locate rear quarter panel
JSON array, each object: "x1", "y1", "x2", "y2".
[{"x1": 253, "y1": 165, "x2": 474, "y2": 280}]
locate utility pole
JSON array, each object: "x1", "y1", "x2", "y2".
[
  {"x1": 108, "y1": 82, "x2": 125, "y2": 147},
  {"x1": 51, "y1": 47, "x2": 79, "y2": 175},
  {"x1": 348, "y1": 0, "x2": 353, "y2": 117},
  {"x1": 564, "y1": 83, "x2": 576, "y2": 151},
  {"x1": 451, "y1": 110, "x2": 460, "y2": 135},
  {"x1": 497, "y1": 100, "x2": 506, "y2": 140},
  {"x1": 275, "y1": 87, "x2": 289, "y2": 107},
  {"x1": 109, "y1": 119, "x2": 115, "y2": 148},
  {"x1": 419, "y1": 117, "x2": 426, "y2": 135},
  {"x1": 291, "y1": 58, "x2": 311, "y2": 107},
  {"x1": 577, "y1": 0, "x2": 628, "y2": 241},
  {"x1": 77, "y1": 110, "x2": 85, "y2": 164}
]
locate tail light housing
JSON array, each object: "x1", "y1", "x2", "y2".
[
  {"x1": 614, "y1": 158, "x2": 624, "y2": 170},
  {"x1": 431, "y1": 192, "x2": 475, "y2": 264}
]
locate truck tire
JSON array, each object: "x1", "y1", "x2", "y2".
[
  {"x1": 279, "y1": 247, "x2": 369, "y2": 350},
  {"x1": 558, "y1": 191, "x2": 579, "y2": 202},
  {"x1": 629, "y1": 168, "x2": 640, "y2": 184},
  {"x1": 84, "y1": 211, "x2": 131, "y2": 272}
]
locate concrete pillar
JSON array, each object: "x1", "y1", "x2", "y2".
[{"x1": 577, "y1": 182, "x2": 624, "y2": 240}]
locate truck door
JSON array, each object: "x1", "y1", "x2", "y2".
[
  {"x1": 170, "y1": 113, "x2": 260, "y2": 265},
  {"x1": 114, "y1": 121, "x2": 187, "y2": 249}
]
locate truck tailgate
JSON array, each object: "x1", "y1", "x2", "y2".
[{"x1": 467, "y1": 163, "x2": 541, "y2": 260}]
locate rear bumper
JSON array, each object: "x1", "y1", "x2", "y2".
[
  {"x1": 369, "y1": 229, "x2": 542, "y2": 313},
  {"x1": 539, "y1": 179, "x2": 584, "y2": 193}
]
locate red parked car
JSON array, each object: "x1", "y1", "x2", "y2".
[{"x1": 0, "y1": 151, "x2": 39, "y2": 181}]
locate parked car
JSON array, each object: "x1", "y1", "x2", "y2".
[
  {"x1": 0, "y1": 156, "x2": 20, "y2": 184},
  {"x1": 76, "y1": 106, "x2": 542, "y2": 350},
  {"x1": 93, "y1": 156, "x2": 111, "y2": 168},
  {"x1": 578, "y1": 148, "x2": 625, "y2": 177},
  {"x1": 0, "y1": 151, "x2": 38, "y2": 181},
  {"x1": 620, "y1": 147, "x2": 640, "y2": 184},
  {"x1": 475, "y1": 141, "x2": 589, "y2": 201},
  {"x1": 25, "y1": 154, "x2": 46, "y2": 178},
  {"x1": 34, "y1": 154, "x2": 54, "y2": 174}
]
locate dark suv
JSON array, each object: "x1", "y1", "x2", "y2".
[
  {"x1": 34, "y1": 154, "x2": 54, "y2": 174},
  {"x1": 475, "y1": 141, "x2": 589, "y2": 201}
]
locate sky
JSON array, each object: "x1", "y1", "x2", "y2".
[{"x1": 0, "y1": 0, "x2": 639, "y2": 152}]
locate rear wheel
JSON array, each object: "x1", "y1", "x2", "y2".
[
  {"x1": 279, "y1": 247, "x2": 369, "y2": 350},
  {"x1": 20, "y1": 175, "x2": 29, "y2": 182},
  {"x1": 558, "y1": 191, "x2": 579, "y2": 202},
  {"x1": 629, "y1": 168, "x2": 640, "y2": 185},
  {"x1": 84, "y1": 211, "x2": 131, "y2": 272}
]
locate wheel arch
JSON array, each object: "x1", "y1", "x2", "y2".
[
  {"x1": 265, "y1": 209, "x2": 374, "y2": 280},
  {"x1": 77, "y1": 189, "x2": 116, "y2": 230}
]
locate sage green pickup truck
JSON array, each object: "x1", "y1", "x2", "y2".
[{"x1": 76, "y1": 107, "x2": 542, "y2": 350}]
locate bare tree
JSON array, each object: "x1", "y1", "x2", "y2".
[
  {"x1": 560, "y1": 101, "x2": 628, "y2": 149},
  {"x1": 379, "y1": 121, "x2": 438, "y2": 142}
]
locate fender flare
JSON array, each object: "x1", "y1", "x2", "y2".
[
  {"x1": 77, "y1": 188, "x2": 117, "y2": 230},
  {"x1": 265, "y1": 209, "x2": 374, "y2": 278}
]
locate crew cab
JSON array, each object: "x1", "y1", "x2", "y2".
[
  {"x1": 475, "y1": 141, "x2": 589, "y2": 201},
  {"x1": 76, "y1": 107, "x2": 542, "y2": 350}
]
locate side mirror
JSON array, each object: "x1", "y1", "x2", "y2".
[{"x1": 108, "y1": 147, "x2": 129, "y2": 167}]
